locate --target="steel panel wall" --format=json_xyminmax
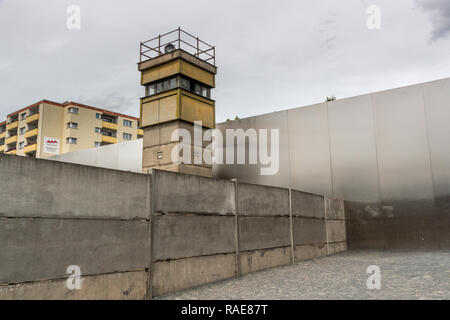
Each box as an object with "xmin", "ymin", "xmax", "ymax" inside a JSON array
[
  {"xmin": 213, "ymin": 111, "xmax": 291, "ymax": 188},
  {"xmin": 327, "ymin": 95, "xmax": 380, "ymax": 201},
  {"xmin": 213, "ymin": 78, "xmax": 450, "ymax": 249},
  {"xmin": 422, "ymin": 78, "xmax": 450, "ymax": 214},
  {"xmin": 372, "ymin": 84, "xmax": 435, "ymax": 214},
  {"xmin": 287, "ymin": 103, "xmax": 332, "ymax": 196}
]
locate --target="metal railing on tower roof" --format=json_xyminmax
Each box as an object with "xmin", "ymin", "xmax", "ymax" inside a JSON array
[{"xmin": 139, "ymin": 27, "xmax": 215, "ymax": 66}]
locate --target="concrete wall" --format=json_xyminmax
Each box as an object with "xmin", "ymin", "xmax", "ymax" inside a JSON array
[
  {"xmin": 0, "ymin": 154, "xmax": 148, "ymax": 219},
  {"xmin": 0, "ymin": 154, "xmax": 346, "ymax": 299},
  {"xmin": 150, "ymin": 171, "xmax": 346, "ymax": 296},
  {"xmin": 149, "ymin": 171, "xmax": 237, "ymax": 296},
  {"xmin": 0, "ymin": 154, "xmax": 150, "ymax": 300}
]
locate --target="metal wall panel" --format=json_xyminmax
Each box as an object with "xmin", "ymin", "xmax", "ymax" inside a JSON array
[
  {"xmin": 372, "ymin": 84, "xmax": 435, "ymax": 213},
  {"xmin": 213, "ymin": 111, "xmax": 291, "ymax": 188},
  {"xmin": 327, "ymin": 95, "xmax": 380, "ymax": 201},
  {"xmin": 213, "ymin": 78, "xmax": 450, "ymax": 249},
  {"xmin": 287, "ymin": 103, "xmax": 332, "ymax": 196},
  {"xmin": 422, "ymin": 78, "xmax": 450, "ymax": 214}
]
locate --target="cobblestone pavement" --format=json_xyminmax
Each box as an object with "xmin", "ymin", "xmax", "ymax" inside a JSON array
[{"xmin": 158, "ymin": 250, "xmax": 450, "ymax": 300}]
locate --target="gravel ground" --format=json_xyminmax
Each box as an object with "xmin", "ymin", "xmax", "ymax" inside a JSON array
[{"xmin": 158, "ymin": 250, "xmax": 450, "ymax": 300}]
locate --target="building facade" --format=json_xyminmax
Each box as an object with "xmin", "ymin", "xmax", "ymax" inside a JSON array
[
  {"xmin": 0, "ymin": 121, "xmax": 5, "ymax": 154},
  {"xmin": 0, "ymin": 100, "xmax": 143, "ymax": 158}
]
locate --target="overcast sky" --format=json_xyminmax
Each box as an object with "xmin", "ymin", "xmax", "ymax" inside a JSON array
[{"xmin": 0, "ymin": 0, "xmax": 449, "ymax": 122}]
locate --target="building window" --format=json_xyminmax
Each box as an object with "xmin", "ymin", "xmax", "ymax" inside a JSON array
[
  {"xmin": 193, "ymin": 83, "xmax": 211, "ymax": 98},
  {"xmin": 68, "ymin": 107, "xmax": 79, "ymax": 114},
  {"xmin": 144, "ymin": 76, "xmax": 187, "ymax": 97},
  {"xmin": 102, "ymin": 131, "xmax": 115, "ymax": 137},
  {"xmin": 102, "ymin": 115, "xmax": 116, "ymax": 123},
  {"xmin": 8, "ymin": 114, "xmax": 18, "ymax": 123},
  {"xmin": 165, "ymin": 78, "xmax": 177, "ymax": 91},
  {"xmin": 67, "ymin": 122, "xmax": 78, "ymax": 129},
  {"xmin": 19, "ymin": 142, "xmax": 24, "ymax": 149},
  {"xmin": 19, "ymin": 127, "xmax": 26, "ymax": 135},
  {"xmin": 156, "ymin": 82, "xmax": 163, "ymax": 93},
  {"xmin": 96, "ymin": 113, "xmax": 102, "ymax": 119},
  {"xmin": 95, "ymin": 127, "xmax": 101, "ymax": 133},
  {"xmin": 123, "ymin": 133, "xmax": 132, "ymax": 140},
  {"xmin": 66, "ymin": 137, "xmax": 77, "ymax": 144},
  {"xmin": 180, "ymin": 77, "xmax": 190, "ymax": 90},
  {"xmin": 94, "ymin": 141, "xmax": 101, "ymax": 148},
  {"xmin": 144, "ymin": 75, "xmax": 211, "ymax": 99},
  {"xmin": 123, "ymin": 119, "xmax": 133, "ymax": 127},
  {"xmin": 157, "ymin": 151, "xmax": 163, "ymax": 160},
  {"xmin": 146, "ymin": 84, "xmax": 155, "ymax": 96},
  {"xmin": 21, "ymin": 113, "xmax": 27, "ymax": 120}
]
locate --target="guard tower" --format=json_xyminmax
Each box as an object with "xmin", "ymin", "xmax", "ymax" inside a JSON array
[{"xmin": 138, "ymin": 28, "xmax": 217, "ymax": 177}]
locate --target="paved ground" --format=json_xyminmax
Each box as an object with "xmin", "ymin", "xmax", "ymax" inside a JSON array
[{"xmin": 158, "ymin": 250, "xmax": 450, "ymax": 300}]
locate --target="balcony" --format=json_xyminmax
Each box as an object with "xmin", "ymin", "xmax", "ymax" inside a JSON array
[
  {"xmin": 26, "ymin": 113, "xmax": 40, "ymax": 124},
  {"xmin": 102, "ymin": 121, "xmax": 118, "ymax": 131},
  {"xmin": 5, "ymin": 149, "xmax": 16, "ymax": 155},
  {"xmin": 6, "ymin": 121, "xmax": 18, "ymax": 131},
  {"xmin": 23, "ymin": 144, "xmax": 37, "ymax": 154},
  {"xmin": 0, "ymin": 131, "xmax": 5, "ymax": 139},
  {"xmin": 24, "ymin": 128, "xmax": 39, "ymax": 139},
  {"xmin": 0, "ymin": 145, "xmax": 4, "ymax": 153},
  {"xmin": 6, "ymin": 135, "xmax": 18, "ymax": 145},
  {"xmin": 101, "ymin": 135, "xmax": 118, "ymax": 144}
]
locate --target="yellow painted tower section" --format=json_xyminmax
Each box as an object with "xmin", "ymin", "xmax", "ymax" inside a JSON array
[{"xmin": 138, "ymin": 31, "xmax": 217, "ymax": 177}]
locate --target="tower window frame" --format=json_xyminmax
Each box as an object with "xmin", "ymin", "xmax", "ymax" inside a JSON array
[{"xmin": 144, "ymin": 75, "xmax": 212, "ymax": 99}]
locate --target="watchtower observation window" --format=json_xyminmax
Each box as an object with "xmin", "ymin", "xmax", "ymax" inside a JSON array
[{"xmin": 145, "ymin": 75, "xmax": 211, "ymax": 99}]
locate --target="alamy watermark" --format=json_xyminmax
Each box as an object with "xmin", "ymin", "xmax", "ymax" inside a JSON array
[
  {"xmin": 66, "ymin": 265, "xmax": 82, "ymax": 290},
  {"xmin": 366, "ymin": 5, "xmax": 381, "ymax": 30},
  {"xmin": 66, "ymin": 5, "xmax": 81, "ymax": 30},
  {"xmin": 170, "ymin": 121, "xmax": 280, "ymax": 176},
  {"xmin": 366, "ymin": 265, "xmax": 381, "ymax": 290}
]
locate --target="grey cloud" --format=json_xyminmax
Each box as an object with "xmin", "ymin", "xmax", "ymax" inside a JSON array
[
  {"xmin": 318, "ymin": 18, "xmax": 337, "ymax": 50},
  {"xmin": 78, "ymin": 94, "xmax": 138, "ymax": 114},
  {"xmin": 321, "ymin": 36, "xmax": 337, "ymax": 50},
  {"xmin": 417, "ymin": 0, "xmax": 450, "ymax": 40},
  {"xmin": 321, "ymin": 19, "xmax": 334, "ymax": 26}
]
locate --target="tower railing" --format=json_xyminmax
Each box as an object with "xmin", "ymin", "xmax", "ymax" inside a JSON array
[{"xmin": 140, "ymin": 27, "xmax": 215, "ymax": 66}]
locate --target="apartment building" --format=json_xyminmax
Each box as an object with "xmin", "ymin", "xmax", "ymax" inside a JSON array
[
  {"xmin": 0, "ymin": 100, "xmax": 143, "ymax": 158},
  {"xmin": 0, "ymin": 121, "xmax": 5, "ymax": 154}
]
